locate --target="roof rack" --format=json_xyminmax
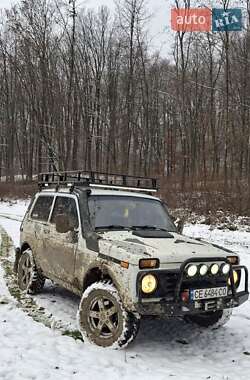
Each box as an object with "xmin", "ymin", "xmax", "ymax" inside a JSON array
[{"xmin": 38, "ymin": 170, "xmax": 159, "ymax": 194}]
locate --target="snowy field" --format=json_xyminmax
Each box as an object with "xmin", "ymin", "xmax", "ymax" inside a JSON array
[{"xmin": 1, "ymin": 201, "xmax": 250, "ymax": 380}]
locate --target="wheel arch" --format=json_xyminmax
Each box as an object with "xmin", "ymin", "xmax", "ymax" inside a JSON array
[
  {"xmin": 14, "ymin": 242, "xmax": 32, "ymax": 273},
  {"xmin": 82, "ymin": 264, "xmax": 120, "ymax": 292},
  {"xmin": 20, "ymin": 242, "xmax": 32, "ymax": 253}
]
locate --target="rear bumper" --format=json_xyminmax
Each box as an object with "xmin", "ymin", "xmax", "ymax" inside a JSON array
[{"xmin": 135, "ymin": 290, "xmax": 249, "ymax": 316}]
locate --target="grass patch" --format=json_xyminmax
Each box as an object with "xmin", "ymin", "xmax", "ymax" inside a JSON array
[{"xmin": 62, "ymin": 330, "xmax": 84, "ymax": 342}]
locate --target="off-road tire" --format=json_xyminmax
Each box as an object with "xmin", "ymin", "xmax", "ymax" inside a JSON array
[
  {"xmin": 78, "ymin": 281, "xmax": 140, "ymax": 348},
  {"xmin": 185, "ymin": 309, "xmax": 233, "ymax": 328},
  {"xmin": 17, "ymin": 249, "xmax": 45, "ymax": 294}
]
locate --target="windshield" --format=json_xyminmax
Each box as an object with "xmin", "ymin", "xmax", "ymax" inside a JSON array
[{"xmin": 88, "ymin": 195, "xmax": 176, "ymax": 232}]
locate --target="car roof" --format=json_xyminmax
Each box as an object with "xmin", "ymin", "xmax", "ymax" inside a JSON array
[
  {"xmin": 90, "ymin": 189, "xmax": 160, "ymax": 200},
  {"xmin": 39, "ymin": 188, "xmax": 161, "ymax": 201}
]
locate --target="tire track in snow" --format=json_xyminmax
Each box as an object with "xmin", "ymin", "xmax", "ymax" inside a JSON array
[
  {"xmin": 0, "ymin": 226, "xmax": 83, "ymax": 342},
  {"xmin": 0, "ymin": 213, "xmax": 23, "ymax": 222}
]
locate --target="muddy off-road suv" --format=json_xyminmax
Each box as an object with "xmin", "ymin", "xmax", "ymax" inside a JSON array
[{"xmin": 15, "ymin": 171, "xmax": 249, "ymax": 348}]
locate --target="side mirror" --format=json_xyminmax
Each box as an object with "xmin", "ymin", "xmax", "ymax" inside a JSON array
[
  {"xmin": 55, "ymin": 214, "xmax": 74, "ymax": 234},
  {"xmin": 175, "ymin": 218, "xmax": 185, "ymax": 235}
]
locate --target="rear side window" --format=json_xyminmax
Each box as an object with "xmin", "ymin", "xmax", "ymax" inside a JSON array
[
  {"xmin": 31, "ymin": 196, "xmax": 54, "ymax": 222},
  {"xmin": 51, "ymin": 196, "xmax": 79, "ymax": 228}
]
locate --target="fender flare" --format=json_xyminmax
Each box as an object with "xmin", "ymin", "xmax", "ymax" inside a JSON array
[{"xmin": 82, "ymin": 263, "xmax": 120, "ymax": 293}]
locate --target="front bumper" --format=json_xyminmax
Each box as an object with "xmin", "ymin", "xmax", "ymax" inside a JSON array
[
  {"xmin": 136, "ymin": 258, "xmax": 249, "ymax": 317},
  {"xmin": 136, "ymin": 290, "xmax": 248, "ymax": 316}
]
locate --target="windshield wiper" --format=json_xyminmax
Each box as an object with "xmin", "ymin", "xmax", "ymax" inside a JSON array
[
  {"xmin": 95, "ymin": 225, "xmax": 129, "ymax": 231},
  {"xmin": 130, "ymin": 225, "xmax": 168, "ymax": 231},
  {"xmin": 96, "ymin": 225, "xmax": 170, "ymax": 232}
]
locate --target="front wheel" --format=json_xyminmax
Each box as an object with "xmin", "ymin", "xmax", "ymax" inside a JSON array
[
  {"xmin": 185, "ymin": 309, "xmax": 233, "ymax": 328},
  {"xmin": 78, "ymin": 281, "xmax": 140, "ymax": 348}
]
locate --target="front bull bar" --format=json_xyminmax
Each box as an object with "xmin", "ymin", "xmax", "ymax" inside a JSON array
[{"xmin": 174, "ymin": 257, "xmax": 249, "ymax": 303}]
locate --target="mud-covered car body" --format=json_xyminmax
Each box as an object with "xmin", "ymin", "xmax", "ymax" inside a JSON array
[{"xmin": 17, "ymin": 172, "xmax": 248, "ymax": 319}]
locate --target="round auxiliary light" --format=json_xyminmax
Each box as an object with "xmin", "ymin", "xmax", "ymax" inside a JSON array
[
  {"xmin": 210, "ymin": 263, "xmax": 219, "ymax": 275},
  {"xmin": 199, "ymin": 264, "xmax": 208, "ymax": 276},
  {"xmin": 222, "ymin": 263, "xmax": 230, "ymax": 275},
  {"xmin": 141, "ymin": 274, "xmax": 157, "ymax": 294},
  {"xmin": 187, "ymin": 265, "xmax": 198, "ymax": 277}
]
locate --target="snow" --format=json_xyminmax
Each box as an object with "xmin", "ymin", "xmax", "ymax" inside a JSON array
[
  {"xmin": 1, "ymin": 201, "xmax": 250, "ymax": 379},
  {"xmin": 0, "ymin": 200, "xmax": 28, "ymax": 246}
]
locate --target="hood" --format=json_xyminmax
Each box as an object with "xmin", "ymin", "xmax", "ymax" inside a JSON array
[{"xmin": 98, "ymin": 230, "xmax": 236, "ymax": 265}]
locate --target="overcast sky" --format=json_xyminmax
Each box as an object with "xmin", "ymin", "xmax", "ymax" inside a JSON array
[
  {"xmin": 0, "ymin": 0, "xmax": 174, "ymax": 58},
  {"xmin": 84, "ymin": 0, "xmax": 173, "ymax": 57},
  {"xmin": 0, "ymin": 0, "xmax": 245, "ymax": 58}
]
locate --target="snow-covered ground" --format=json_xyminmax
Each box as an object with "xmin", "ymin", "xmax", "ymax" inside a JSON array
[
  {"xmin": 0, "ymin": 200, "xmax": 28, "ymax": 246},
  {"xmin": 1, "ymin": 201, "xmax": 250, "ymax": 380}
]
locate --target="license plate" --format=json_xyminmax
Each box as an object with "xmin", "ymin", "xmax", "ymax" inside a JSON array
[{"xmin": 190, "ymin": 287, "xmax": 228, "ymax": 301}]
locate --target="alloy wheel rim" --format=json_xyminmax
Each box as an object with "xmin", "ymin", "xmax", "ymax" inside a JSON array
[
  {"xmin": 21, "ymin": 256, "xmax": 32, "ymax": 287},
  {"xmin": 88, "ymin": 295, "xmax": 119, "ymax": 339}
]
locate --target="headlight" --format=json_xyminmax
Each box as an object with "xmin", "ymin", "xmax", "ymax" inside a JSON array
[
  {"xmin": 210, "ymin": 264, "xmax": 219, "ymax": 275},
  {"xmin": 141, "ymin": 274, "xmax": 157, "ymax": 294},
  {"xmin": 199, "ymin": 264, "xmax": 208, "ymax": 276},
  {"xmin": 221, "ymin": 263, "xmax": 230, "ymax": 275},
  {"xmin": 187, "ymin": 265, "xmax": 198, "ymax": 277},
  {"xmin": 228, "ymin": 270, "xmax": 239, "ymax": 286}
]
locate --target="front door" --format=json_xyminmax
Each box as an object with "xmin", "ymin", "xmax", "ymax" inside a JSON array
[{"xmin": 44, "ymin": 195, "xmax": 80, "ymax": 284}]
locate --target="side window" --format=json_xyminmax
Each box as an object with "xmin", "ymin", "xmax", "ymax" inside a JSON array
[
  {"xmin": 51, "ymin": 197, "xmax": 79, "ymax": 229},
  {"xmin": 31, "ymin": 196, "xmax": 54, "ymax": 222}
]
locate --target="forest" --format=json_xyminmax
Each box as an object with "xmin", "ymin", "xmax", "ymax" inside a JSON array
[{"xmin": 0, "ymin": 0, "xmax": 250, "ymax": 213}]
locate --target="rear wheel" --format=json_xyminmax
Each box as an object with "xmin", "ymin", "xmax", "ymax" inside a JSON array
[
  {"xmin": 17, "ymin": 249, "xmax": 45, "ymax": 294},
  {"xmin": 78, "ymin": 281, "xmax": 140, "ymax": 348},
  {"xmin": 185, "ymin": 309, "xmax": 232, "ymax": 328}
]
